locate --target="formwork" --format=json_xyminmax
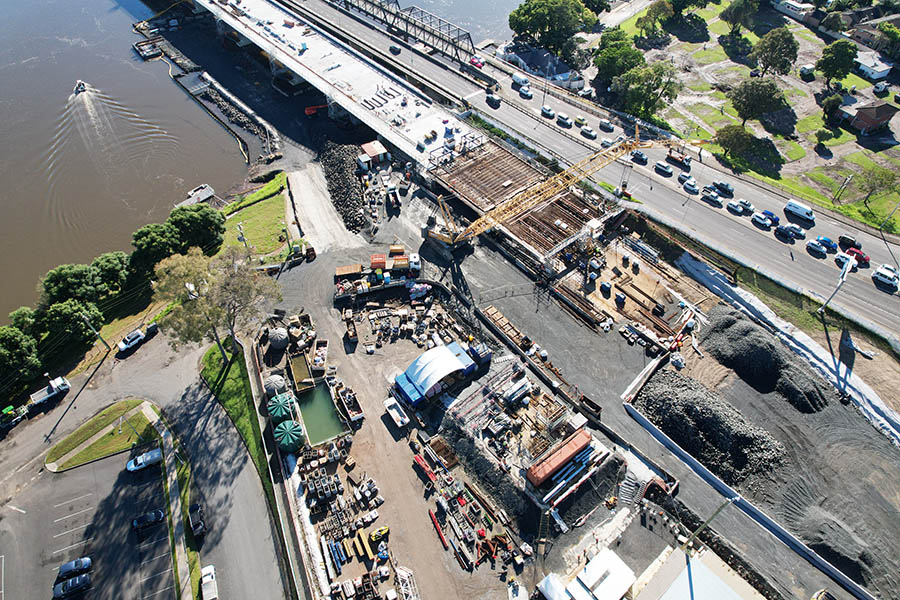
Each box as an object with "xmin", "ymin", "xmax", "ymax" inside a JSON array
[{"xmin": 506, "ymin": 190, "xmax": 604, "ymax": 256}]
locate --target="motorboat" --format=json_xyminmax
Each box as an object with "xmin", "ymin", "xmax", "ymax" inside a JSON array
[{"xmin": 73, "ymin": 80, "xmax": 87, "ymax": 95}]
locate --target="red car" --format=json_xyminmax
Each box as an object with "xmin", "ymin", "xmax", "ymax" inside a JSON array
[
  {"xmin": 469, "ymin": 56, "xmax": 484, "ymax": 68},
  {"xmin": 846, "ymin": 247, "xmax": 869, "ymax": 265}
]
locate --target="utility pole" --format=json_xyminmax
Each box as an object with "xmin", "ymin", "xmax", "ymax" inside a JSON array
[
  {"xmin": 80, "ymin": 312, "xmax": 111, "ymax": 351},
  {"xmin": 818, "ymin": 254, "xmax": 856, "ymax": 314},
  {"xmin": 833, "ymin": 175, "xmax": 853, "ymax": 204},
  {"xmin": 237, "ymin": 222, "xmax": 249, "ymax": 250},
  {"xmin": 877, "ymin": 197, "xmax": 900, "ymax": 269}
]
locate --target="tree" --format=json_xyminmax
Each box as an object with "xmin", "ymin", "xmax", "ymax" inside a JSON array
[
  {"xmin": 670, "ymin": 0, "xmax": 708, "ymax": 16},
  {"xmin": 727, "ymin": 78, "xmax": 785, "ymax": 126},
  {"xmin": 816, "ymin": 39, "xmax": 857, "ymax": 88},
  {"xmin": 715, "ymin": 124, "xmax": 754, "ymax": 157},
  {"xmin": 39, "ymin": 299, "xmax": 104, "ymax": 348},
  {"xmin": 751, "ymin": 27, "xmax": 799, "ymax": 75},
  {"xmin": 509, "ymin": 0, "xmax": 597, "ymax": 56},
  {"xmin": 721, "ymin": 0, "xmax": 758, "ymax": 36},
  {"xmin": 582, "ymin": 0, "xmax": 611, "ymax": 14},
  {"xmin": 857, "ymin": 165, "xmax": 898, "ymax": 210},
  {"xmin": 0, "ymin": 326, "xmax": 41, "ymax": 388},
  {"xmin": 594, "ymin": 42, "xmax": 646, "ymax": 81},
  {"xmin": 820, "ymin": 12, "xmax": 847, "ymax": 33},
  {"xmin": 153, "ymin": 247, "xmax": 282, "ymax": 362},
  {"xmin": 878, "ymin": 22, "xmax": 900, "ymax": 58},
  {"xmin": 612, "ymin": 62, "xmax": 683, "ymax": 118},
  {"xmin": 91, "ymin": 251, "xmax": 130, "ymax": 294},
  {"xmin": 8, "ymin": 307, "xmax": 36, "ymax": 336},
  {"xmin": 814, "ymin": 128, "xmax": 833, "ymax": 146},
  {"xmin": 40, "ymin": 263, "xmax": 103, "ymax": 307},
  {"xmin": 636, "ymin": 0, "xmax": 673, "ymax": 37},
  {"xmin": 822, "ymin": 93, "xmax": 843, "ymax": 116},
  {"xmin": 129, "ymin": 222, "xmax": 181, "ymax": 278},
  {"xmin": 167, "ymin": 204, "xmax": 226, "ymax": 255}
]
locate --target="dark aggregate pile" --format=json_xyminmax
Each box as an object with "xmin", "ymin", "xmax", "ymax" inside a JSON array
[
  {"xmin": 701, "ymin": 306, "xmax": 833, "ymax": 413},
  {"xmin": 319, "ymin": 142, "xmax": 367, "ymax": 233},
  {"xmin": 200, "ymin": 88, "xmax": 263, "ymax": 138},
  {"xmin": 634, "ymin": 370, "xmax": 786, "ymax": 486}
]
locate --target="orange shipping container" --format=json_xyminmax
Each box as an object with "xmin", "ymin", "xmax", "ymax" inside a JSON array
[
  {"xmin": 370, "ymin": 254, "xmax": 386, "ymax": 269},
  {"xmin": 389, "ymin": 244, "xmax": 405, "ymax": 256},
  {"xmin": 526, "ymin": 429, "xmax": 591, "ymax": 487}
]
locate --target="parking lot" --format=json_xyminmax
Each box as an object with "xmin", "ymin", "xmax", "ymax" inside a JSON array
[{"xmin": 0, "ymin": 450, "xmax": 175, "ymax": 599}]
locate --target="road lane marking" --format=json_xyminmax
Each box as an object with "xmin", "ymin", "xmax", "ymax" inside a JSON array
[
  {"xmin": 52, "ymin": 538, "xmax": 92, "ymax": 555},
  {"xmin": 141, "ymin": 568, "xmax": 172, "ymax": 582},
  {"xmin": 1, "ymin": 554, "xmax": 5, "ymax": 599},
  {"xmin": 138, "ymin": 536, "xmax": 169, "ymax": 549},
  {"xmin": 53, "ymin": 493, "xmax": 93, "ymax": 508},
  {"xmin": 142, "ymin": 584, "xmax": 175, "ymax": 599},
  {"xmin": 53, "ymin": 523, "xmax": 90, "ymax": 538},
  {"xmin": 141, "ymin": 552, "xmax": 170, "ymax": 565},
  {"xmin": 5, "ymin": 506, "xmax": 25, "ymax": 514},
  {"xmin": 53, "ymin": 507, "xmax": 92, "ymax": 522}
]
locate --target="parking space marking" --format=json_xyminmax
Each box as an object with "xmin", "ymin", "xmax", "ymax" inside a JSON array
[
  {"xmin": 142, "ymin": 584, "xmax": 175, "ymax": 599},
  {"xmin": 138, "ymin": 536, "xmax": 169, "ymax": 549},
  {"xmin": 52, "ymin": 538, "xmax": 92, "ymax": 555},
  {"xmin": 53, "ymin": 493, "xmax": 93, "ymax": 508},
  {"xmin": 141, "ymin": 551, "xmax": 170, "ymax": 565},
  {"xmin": 5, "ymin": 506, "xmax": 25, "ymax": 514},
  {"xmin": 53, "ymin": 523, "xmax": 91, "ymax": 538},
  {"xmin": 141, "ymin": 568, "xmax": 172, "ymax": 582},
  {"xmin": 1, "ymin": 554, "xmax": 5, "ymax": 599},
  {"xmin": 53, "ymin": 507, "xmax": 92, "ymax": 522}
]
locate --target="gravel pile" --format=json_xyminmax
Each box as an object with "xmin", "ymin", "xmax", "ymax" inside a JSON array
[
  {"xmin": 701, "ymin": 306, "xmax": 833, "ymax": 413},
  {"xmin": 200, "ymin": 88, "xmax": 263, "ymax": 138},
  {"xmin": 634, "ymin": 370, "xmax": 785, "ymax": 486},
  {"xmin": 319, "ymin": 142, "xmax": 367, "ymax": 233}
]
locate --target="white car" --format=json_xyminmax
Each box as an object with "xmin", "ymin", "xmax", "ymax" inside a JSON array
[
  {"xmin": 677, "ymin": 172, "xmax": 696, "ymax": 186},
  {"xmin": 580, "ymin": 126, "xmax": 597, "ymax": 139},
  {"xmin": 598, "ymin": 119, "xmax": 614, "ymax": 131},
  {"xmin": 785, "ymin": 223, "xmax": 806, "ymax": 239},
  {"xmin": 541, "ymin": 105, "xmax": 555, "ymax": 118},
  {"xmin": 806, "ymin": 239, "xmax": 827, "ymax": 256},
  {"xmin": 872, "ymin": 264, "xmax": 899, "ymax": 287},
  {"xmin": 835, "ymin": 252, "xmax": 858, "ymax": 272},
  {"xmin": 751, "ymin": 212, "xmax": 772, "ymax": 228},
  {"xmin": 601, "ymin": 138, "xmax": 613, "ymax": 147},
  {"xmin": 726, "ymin": 200, "xmax": 743, "ymax": 213},
  {"xmin": 557, "ymin": 113, "xmax": 573, "ymax": 127},
  {"xmin": 519, "ymin": 86, "xmax": 533, "ymax": 99},
  {"xmin": 127, "ymin": 448, "xmax": 163, "ymax": 472},
  {"xmin": 737, "ymin": 198, "xmax": 755, "ymax": 214},
  {"xmin": 118, "ymin": 329, "xmax": 145, "ymax": 352}
]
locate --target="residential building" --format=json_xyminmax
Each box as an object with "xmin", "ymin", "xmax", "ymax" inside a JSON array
[
  {"xmin": 774, "ymin": 0, "xmax": 816, "ymax": 21},
  {"xmin": 855, "ymin": 50, "xmax": 894, "ymax": 79},
  {"xmin": 837, "ymin": 101, "xmax": 899, "ymax": 134},
  {"xmin": 850, "ymin": 14, "xmax": 900, "ymax": 48}
]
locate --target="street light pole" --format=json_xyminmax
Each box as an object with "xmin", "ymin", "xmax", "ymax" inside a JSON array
[
  {"xmin": 877, "ymin": 197, "xmax": 900, "ymax": 269},
  {"xmin": 818, "ymin": 255, "xmax": 856, "ymax": 314}
]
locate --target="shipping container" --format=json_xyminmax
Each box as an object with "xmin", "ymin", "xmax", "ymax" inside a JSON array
[
  {"xmin": 526, "ymin": 429, "xmax": 591, "ymax": 487},
  {"xmin": 371, "ymin": 254, "xmax": 387, "ymax": 270},
  {"xmin": 335, "ymin": 264, "xmax": 364, "ymax": 279},
  {"xmin": 389, "ymin": 245, "xmax": 405, "ymax": 256}
]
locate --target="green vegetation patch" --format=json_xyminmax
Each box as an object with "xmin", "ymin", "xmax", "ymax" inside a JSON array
[
  {"xmin": 782, "ymin": 140, "xmax": 806, "ymax": 161},
  {"xmin": 696, "ymin": 3, "xmax": 728, "ymax": 20},
  {"xmin": 807, "ymin": 168, "xmax": 841, "ymax": 192},
  {"xmin": 686, "ymin": 102, "xmax": 739, "ymax": 130},
  {"xmin": 687, "ymin": 80, "xmax": 713, "ymax": 92},
  {"xmin": 223, "ymin": 172, "xmax": 286, "ymax": 216},
  {"xmin": 843, "ymin": 151, "xmax": 879, "ymax": 170},
  {"xmin": 47, "ymin": 399, "xmax": 144, "ymax": 464},
  {"xmin": 784, "ymin": 86, "xmax": 808, "ymax": 99},
  {"xmin": 707, "ymin": 20, "xmax": 731, "ymax": 36},
  {"xmin": 222, "ymin": 194, "xmax": 287, "ymax": 256},
  {"xmin": 693, "ymin": 46, "xmax": 729, "ymax": 66},
  {"xmin": 837, "ymin": 72, "xmax": 871, "ymax": 92},
  {"xmin": 796, "ymin": 113, "xmax": 824, "ymax": 134},
  {"xmin": 177, "ymin": 459, "xmax": 202, "ymax": 599},
  {"xmin": 60, "ymin": 412, "xmax": 155, "ymax": 470}
]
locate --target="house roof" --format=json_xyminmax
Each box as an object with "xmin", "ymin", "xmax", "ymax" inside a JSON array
[
  {"xmin": 841, "ymin": 101, "xmax": 899, "ymax": 124},
  {"xmin": 855, "ymin": 50, "xmax": 894, "ymax": 70},
  {"xmin": 361, "ymin": 140, "xmax": 388, "ymax": 158}
]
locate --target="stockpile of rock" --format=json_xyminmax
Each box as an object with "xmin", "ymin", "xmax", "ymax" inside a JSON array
[
  {"xmin": 319, "ymin": 142, "xmax": 366, "ymax": 233},
  {"xmin": 701, "ymin": 306, "xmax": 833, "ymax": 413},
  {"xmin": 200, "ymin": 88, "xmax": 263, "ymax": 138},
  {"xmin": 634, "ymin": 370, "xmax": 785, "ymax": 486}
]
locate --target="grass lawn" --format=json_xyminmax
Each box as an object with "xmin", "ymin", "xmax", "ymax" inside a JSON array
[
  {"xmin": 687, "ymin": 80, "xmax": 713, "ymax": 92},
  {"xmin": 696, "ymin": 3, "xmax": 728, "ymax": 20},
  {"xmin": 837, "ymin": 72, "xmax": 872, "ymax": 92},
  {"xmin": 795, "ymin": 114, "xmax": 856, "ymax": 146},
  {"xmin": 844, "ymin": 150, "xmax": 879, "ymax": 170},
  {"xmin": 47, "ymin": 399, "xmax": 144, "ymax": 464},
  {"xmin": 223, "ymin": 172, "xmax": 286, "ymax": 216},
  {"xmin": 807, "ymin": 167, "xmax": 841, "ymax": 192},
  {"xmin": 177, "ymin": 459, "xmax": 202, "ymax": 599},
  {"xmin": 719, "ymin": 64, "xmax": 752, "ymax": 77},
  {"xmin": 782, "ymin": 140, "xmax": 807, "ymax": 161},
  {"xmin": 686, "ymin": 102, "xmax": 739, "ymax": 130},
  {"xmin": 60, "ymin": 412, "xmax": 155, "ymax": 470},
  {"xmin": 222, "ymin": 194, "xmax": 287, "ymax": 256},
  {"xmin": 836, "ymin": 194, "xmax": 900, "ymax": 233},
  {"xmin": 796, "ymin": 113, "xmax": 824, "ymax": 134},
  {"xmin": 747, "ymin": 172, "xmax": 830, "ymax": 204},
  {"xmin": 616, "ymin": 9, "xmax": 647, "ymax": 38},
  {"xmin": 693, "ymin": 46, "xmax": 729, "ymax": 66},
  {"xmin": 200, "ymin": 342, "xmax": 274, "ymax": 510},
  {"xmin": 784, "ymin": 87, "xmax": 808, "ymax": 99},
  {"xmin": 707, "ymin": 20, "xmax": 731, "ymax": 36}
]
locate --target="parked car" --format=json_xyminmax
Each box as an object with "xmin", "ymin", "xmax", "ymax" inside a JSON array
[
  {"xmin": 598, "ymin": 118, "xmax": 614, "ymax": 131},
  {"xmin": 189, "ymin": 503, "xmax": 207, "ymax": 537},
  {"xmin": 556, "ymin": 113, "xmax": 573, "ymax": 127},
  {"xmin": 541, "ymin": 105, "xmax": 555, "ymax": 118},
  {"xmin": 806, "ymin": 239, "xmax": 827, "ymax": 256},
  {"xmin": 846, "ymin": 247, "xmax": 870, "ymax": 266},
  {"xmin": 736, "ymin": 198, "xmax": 754, "ymax": 214},
  {"xmin": 677, "ymin": 172, "xmax": 695, "ymax": 185},
  {"xmin": 774, "ymin": 224, "xmax": 794, "ymax": 240},
  {"xmin": 726, "ymin": 200, "xmax": 743, "ymax": 213},
  {"xmin": 630, "ymin": 149, "xmax": 647, "ymax": 163},
  {"xmin": 370, "ymin": 526, "xmax": 390, "ymax": 542},
  {"xmin": 117, "ymin": 329, "xmax": 145, "ymax": 352},
  {"xmin": 874, "ymin": 81, "xmax": 889, "ymax": 94},
  {"xmin": 762, "ymin": 209, "xmax": 780, "ymax": 226},
  {"xmin": 654, "ymin": 161, "xmax": 673, "ymax": 175},
  {"xmin": 713, "ymin": 181, "xmax": 734, "ymax": 196},
  {"xmin": 574, "ymin": 115, "xmax": 587, "ymax": 127},
  {"xmin": 785, "ymin": 223, "xmax": 806, "ymax": 239},
  {"xmin": 519, "ymin": 86, "xmax": 533, "ymax": 99},
  {"xmin": 751, "ymin": 212, "xmax": 772, "ymax": 228},
  {"xmin": 132, "ymin": 509, "xmax": 166, "ymax": 530},
  {"xmin": 684, "ymin": 181, "xmax": 700, "ymax": 194},
  {"xmin": 816, "ymin": 236, "xmax": 838, "ymax": 252},
  {"xmin": 838, "ymin": 234, "xmax": 861, "ymax": 249},
  {"xmin": 701, "ymin": 185, "xmax": 717, "ymax": 195},
  {"xmin": 580, "ymin": 126, "xmax": 597, "ymax": 139},
  {"xmin": 127, "ymin": 448, "xmax": 162, "ymax": 472},
  {"xmin": 835, "ymin": 252, "xmax": 858, "ymax": 271},
  {"xmin": 701, "ymin": 190, "xmax": 721, "ymax": 206},
  {"xmin": 872, "ymin": 264, "xmax": 899, "ymax": 287},
  {"xmin": 57, "ymin": 557, "xmax": 92, "ymax": 580},
  {"xmin": 53, "ymin": 574, "xmax": 91, "ymax": 599}
]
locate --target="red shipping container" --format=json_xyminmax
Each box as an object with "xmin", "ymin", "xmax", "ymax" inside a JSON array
[{"xmin": 370, "ymin": 254, "xmax": 386, "ymax": 269}]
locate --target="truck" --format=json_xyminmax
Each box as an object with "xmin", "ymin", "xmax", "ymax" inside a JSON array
[
  {"xmin": 343, "ymin": 308, "xmax": 358, "ymax": 340},
  {"xmin": 386, "ymin": 185, "xmax": 400, "ymax": 210},
  {"xmin": 201, "ymin": 565, "xmax": 219, "ymax": 599},
  {"xmin": 29, "ymin": 377, "xmax": 70, "ymax": 408},
  {"xmin": 665, "ymin": 147, "xmax": 692, "ymax": 168}
]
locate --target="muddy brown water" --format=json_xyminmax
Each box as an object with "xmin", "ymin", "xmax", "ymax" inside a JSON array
[{"xmin": 0, "ymin": 0, "xmax": 248, "ymax": 320}]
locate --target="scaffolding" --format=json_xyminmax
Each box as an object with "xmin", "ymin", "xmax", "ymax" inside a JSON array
[
  {"xmin": 395, "ymin": 566, "xmax": 421, "ymax": 600},
  {"xmin": 333, "ymin": 0, "xmax": 476, "ymax": 62}
]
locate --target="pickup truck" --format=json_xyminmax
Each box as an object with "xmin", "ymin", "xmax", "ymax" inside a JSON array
[
  {"xmin": 29, "ymin": 377, "xmax": 70, "ymax": 407},
  {"xmin": 201, "ymin": 565, "xmax": 218, "ymax": 599}
]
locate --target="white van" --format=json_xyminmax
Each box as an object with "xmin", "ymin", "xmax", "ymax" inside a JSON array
[
  {"xmin": 512, "ymin": 72, "xmax": 530, "ymax": 87},
  {"xmin": 784, "ymin": 200, "xmax": 815, "ymax": 222}
]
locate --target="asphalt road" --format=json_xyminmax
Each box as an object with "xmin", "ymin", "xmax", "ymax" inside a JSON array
[
  {"xmin": 0, "ymin": 339, "xmax": 286, "ymax": 600},
  {"xmin": 297, "ymin": 0, "xmax": 900, "ymax": 337},
  {"xmin": 0, "ymin": 452, "xmax": 174, "ymax": 600}
]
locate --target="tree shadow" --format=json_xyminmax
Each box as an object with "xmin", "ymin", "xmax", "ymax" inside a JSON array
[
  {"xmin": 814, "ymin": 144, "xmax": 834, "ymax": 159},
  {"xmin": 718, "ymin": 33, "xmax": 755, "ymax": 65},
  {"xmin": 662, "ymin": 14, "xmax": 710, "ymax": 43},
  {"xmin": 748, "ymin": 8, "xmax": 789, "ymax": 38},
  {"xmin": 715, "ymin": 135, "xmax": 786, "ymax": 178},
  {"xmin": 760, "ymin": 105, "xmax": 798, "ymax": 136},
  {"xmin": 634, "ymin": 33, "xmax": 673, "ymax": 50}
]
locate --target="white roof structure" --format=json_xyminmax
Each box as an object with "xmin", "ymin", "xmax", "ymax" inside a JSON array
[
  {"xmin": 403, "ymin": 345, "xmax": 465, "ymax": 396},
  {"xmin": 537, "ymin": 548, "xmax": 636, "ymax": 600},
  {"xmin": 635, "ymin": 549, "xmax": 766, "ymax": 600},
  {"xmin": 194, "ymin": 0, "xmax": 476, "ymax": 163}
]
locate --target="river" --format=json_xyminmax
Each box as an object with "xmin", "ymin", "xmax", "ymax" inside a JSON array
[
  {"xmin": 414, "ymin": 0, "xmax": 519, "ymax": 43},
  {"xmin": 0, "ymin": 0, "xmax": 248, "ymax": 320}
]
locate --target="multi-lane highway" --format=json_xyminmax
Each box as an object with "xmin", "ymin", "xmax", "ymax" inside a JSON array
[{"xmin": 297, "ymin": 0, "xmax": 900, "ymax": 337}]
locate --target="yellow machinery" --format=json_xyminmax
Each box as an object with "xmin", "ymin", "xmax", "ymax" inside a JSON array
[{"xmin": 427, "ymin": 129, "xmax": 650, "ymax": 247}]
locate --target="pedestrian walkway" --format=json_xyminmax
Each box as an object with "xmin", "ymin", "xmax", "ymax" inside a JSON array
[
  {"xmin": 45, "ymin": 403, "xmax": 147, "ymax": 472},
  {"xmin": 142, "ymin": 403, "xmax": 193, "ymax": 600}
]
